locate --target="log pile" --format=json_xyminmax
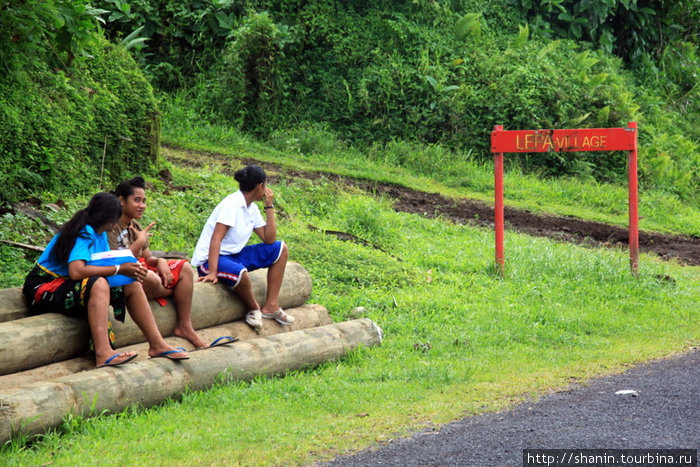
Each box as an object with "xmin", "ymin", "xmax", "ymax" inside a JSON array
[{"xmin": 0, "ymin": 262, "xmax": 383, "ymax": 443}]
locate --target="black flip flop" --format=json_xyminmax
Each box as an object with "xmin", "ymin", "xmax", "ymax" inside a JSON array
[{"xmin": 150, "ymin": 349, "xmax": 190, "ymax": 361}]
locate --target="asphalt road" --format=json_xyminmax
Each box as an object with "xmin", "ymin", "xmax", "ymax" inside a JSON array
[{"xmin": 322, "ymin": 349, "xmax": 699, "ymax": 466}]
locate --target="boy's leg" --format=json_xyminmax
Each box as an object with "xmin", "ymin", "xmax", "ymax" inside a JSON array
[{"xmin": 142, "ymin": 269, "xmax": 172, "ymax": 299}]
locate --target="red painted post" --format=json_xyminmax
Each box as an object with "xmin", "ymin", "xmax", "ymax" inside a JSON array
[
  {"xmin": 490, "ymin": 123, "xmax": 638, "ymax": 276},
  {"xmin": 493, "ymin": 125, "xmax": 505, "ymax": 275},
  {"xmin": 627, "ymin": 121, "xmax": 639, "ymax": 274}
]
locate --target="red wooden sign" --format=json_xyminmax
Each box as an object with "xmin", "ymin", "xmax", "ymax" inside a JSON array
[
  {"xmin": 490, "ymin": 122, "xmax": 639, "ymax": 276},
  {"xmin": 491, "ymin": 127, "xmax": 636, "ymax": 153}
]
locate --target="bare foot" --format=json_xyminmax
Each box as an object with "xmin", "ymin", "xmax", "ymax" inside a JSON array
[
  {"xmin": 174, "ymin": 326, "xmax": 209, "ymax": 349},
  {"xmin": 261, "ymin": 304, "xmax": 281, "ymax": 315}
]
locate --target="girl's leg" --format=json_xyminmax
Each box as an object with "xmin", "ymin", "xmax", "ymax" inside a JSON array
[
  {"xmin": 123, "ymin": 282, "xmax": 188, "ymax": 358},
  {"xmin": 170, "ymin": 265, "xmax": 208, "ymax": 348},
  {"xmin": 260, "ymin": 243, "xmax": 288, "ymax": 315},
  {"xmin": 87, "ymin": 278, "xmax": 136, "ymax": 366}
]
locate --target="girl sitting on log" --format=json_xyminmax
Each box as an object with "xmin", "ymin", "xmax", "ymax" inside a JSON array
[
  {"xmin": 192, "ymin": 164, "xmax": 294, "ymax": 330},
  {"xmin": 22, "ymin": 192, "xmax": 189, "ymax": 368},
  {"xmin": 110, "ymin": 176, "xmax": 217, "ymax": 349}
]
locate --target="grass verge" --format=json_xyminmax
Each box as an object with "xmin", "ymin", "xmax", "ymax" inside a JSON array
[{"xmin": 1, "ymin": 156, "xmax": 698, "ymax": 464}]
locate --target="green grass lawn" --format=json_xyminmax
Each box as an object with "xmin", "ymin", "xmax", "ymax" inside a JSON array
[{"xmin": 1, "ymin": 126, "xmax": 698, "ymax": 464}]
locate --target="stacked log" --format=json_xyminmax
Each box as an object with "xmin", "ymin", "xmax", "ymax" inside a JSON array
[
  {"xmin": 0, "ymin": 262, "xmax": 312, "ymax": 375},
  {"xmin": 0, "ymin": 262, "xmax": 383, "ymax": 443}
]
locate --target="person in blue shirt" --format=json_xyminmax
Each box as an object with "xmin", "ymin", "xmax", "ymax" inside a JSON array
[{"xmin": 22, "ymin": 192, "xmax": 189, "ymax": 368}]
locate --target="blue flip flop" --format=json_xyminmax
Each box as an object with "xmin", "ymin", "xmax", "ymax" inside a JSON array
[
  {"xmin": 97, "ymin": 352, "xmax": 137, "ymax": 368},
  {"xmin": 150, "ymin": 349, "xmax": 190, "ymax": 361},
  {"xmin": 208, "ymin": 336, "xmax": 238, "ymax": 348}
]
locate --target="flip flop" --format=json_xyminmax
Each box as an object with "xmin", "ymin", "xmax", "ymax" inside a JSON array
[
  {"xmin": 207, "ymin": 336, "xmax": 238, "ymax": 348},
  {"xmin": 97, "ymin": 352, "xmax": 138, "ymax": 368},
  {"xmin": 150, "ymin": 349, "xmax": 190, "ymax": 361}
]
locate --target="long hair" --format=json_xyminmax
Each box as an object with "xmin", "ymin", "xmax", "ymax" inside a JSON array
[
  {"xmin": 50, "ymin": 192, "xmax": 121, "ymax": 264},
  {"xmin": 113, "ymin": 176, "xmax": 145, "ymax": 199},
  {"xmin": 234, "ymin": 165, "xmax": 267, "ymax": 192}
]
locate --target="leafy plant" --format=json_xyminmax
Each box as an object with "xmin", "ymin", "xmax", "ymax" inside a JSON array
[
  {"xmin": 507, "ymin": 0, "xmax": 699, "ymax": 62},
  {"xmin": 211, "ymin": 11, "xmax": 292, "ymax": 131}
]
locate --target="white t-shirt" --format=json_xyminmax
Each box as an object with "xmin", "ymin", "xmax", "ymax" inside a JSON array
[{"xmin": 191, "ymin": 191, "xmax": 266, "ymax": 267}]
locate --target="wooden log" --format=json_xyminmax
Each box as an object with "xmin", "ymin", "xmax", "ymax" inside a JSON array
[
  {"xmin": 0, "ymin": 261, "xmax": 310, "ymax": 323},
  {"xmin": 0, "ymin": 287, "xmax": 27, "ymax": 323},
  {"xmin": 0, "ymin": 304, "xmax": 333, "ymax": 388},
  {"xmin": 0, "ymin": 262, "xmax": 312, "ymax": 375},
  {"xmin": 0, "ymin": 318, "xmax": 383, "ymax": 443}
]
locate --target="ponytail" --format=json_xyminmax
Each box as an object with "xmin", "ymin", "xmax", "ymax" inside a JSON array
[{"xmin": 50, "ymin": 193, "xmax": 121, "ymax": 264}]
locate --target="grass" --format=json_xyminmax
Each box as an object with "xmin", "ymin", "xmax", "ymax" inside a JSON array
[
  {"xmin": 1, "ymin": 120, "xmax": 698, "ymax": 464},
  {"xmin": 159, "ymin": 107, "xmax": 700, "ymax": 237}
]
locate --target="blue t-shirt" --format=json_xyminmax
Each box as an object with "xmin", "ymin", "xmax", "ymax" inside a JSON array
[{"xmin": 37, "ymin": 225, "xmax": 110, "ymax": 277}]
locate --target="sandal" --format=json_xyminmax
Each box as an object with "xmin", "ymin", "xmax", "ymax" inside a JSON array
[
  {"xmin": 245, "ymin": 309, "xmax": 263, "ymax": 330},
  {"xmin": 261, "ymin": 308, "xmax": 295, "ymax": 326}
]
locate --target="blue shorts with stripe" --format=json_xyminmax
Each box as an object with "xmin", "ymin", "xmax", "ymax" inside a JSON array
[{"xmin": 197, "ymin": 241, "xmax": 285, "ymax": 287}]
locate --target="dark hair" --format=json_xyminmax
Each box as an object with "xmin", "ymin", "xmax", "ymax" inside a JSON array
[
  {"xmin": 234, "ymin": 165, "xmax": 266, "ymax": 192},
  {"xmin": 50, "ymin": 192, "xmax": 121, "ymax": 265},
  {"xmin": 114, "ymin": 176, "xmax": 146, "ymax": 199}
]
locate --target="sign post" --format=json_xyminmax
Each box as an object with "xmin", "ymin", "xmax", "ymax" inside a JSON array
[{"xmin": 490, "ymin": 122, "xmax": 639, "ymax": 275}]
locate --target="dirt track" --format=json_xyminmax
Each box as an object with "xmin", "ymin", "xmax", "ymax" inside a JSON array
[{"xmin": 164, "ymin": 145, "xmax": 700, "ymax": 267}]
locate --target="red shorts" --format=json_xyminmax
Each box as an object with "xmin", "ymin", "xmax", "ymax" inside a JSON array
[{"xmin": 138, "ymin": 257, "xmax": 187, "ymax": 306}]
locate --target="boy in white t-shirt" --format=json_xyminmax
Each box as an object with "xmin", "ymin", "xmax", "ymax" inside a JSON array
[{"xmin": 192, "ymin": 165, "xmax": 293, "ymax": 329}]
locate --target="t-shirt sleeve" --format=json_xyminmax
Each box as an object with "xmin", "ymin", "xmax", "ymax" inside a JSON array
[
  {"xmin": 216, "ymin": 199, "xmax": 241, "ymax": 228},
  {"xmin": 68, "ymin": 234, "xmax": 96, "ymax": 263}
]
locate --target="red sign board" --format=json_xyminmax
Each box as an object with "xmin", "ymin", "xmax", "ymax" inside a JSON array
[
  {"xmin": 491, "ymin": 127, "xmax": 636, "ymax": 153},
  {"xmin": 490, "ymin": 122, "xmax": 639, "ymax": 275}
]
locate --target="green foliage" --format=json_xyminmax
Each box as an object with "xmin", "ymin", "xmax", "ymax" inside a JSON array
[
  {"xmin": 94, "ymin": 0, "xmax": 246, "ymax": 89},
  {"xmin": 85, "ymin": 0, "xmax": 698, "ymax": 200},
  {"xmin": 211, "ymin": 11, "xmax": 292, "ymax": 131},
  {"xmin": 508, "ymin": 0, "xmax": 699, "ymax": 62},
  {"xmin": 0, "ymin": 0, "xmax": 109, "ymax": 71},
  {"xmin": 417, "ymin": 36, "xmax": 651, "ymax": 183},
  {"xmin": 0, "ymin": 30, "xmax": 160, "ymax": 206}
]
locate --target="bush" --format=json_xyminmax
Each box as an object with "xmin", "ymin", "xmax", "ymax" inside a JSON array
[
  {"xmin": 0, "ymin": 35, "xmax": 159, "ymax": 206},
  {"xmin": 211, "ymin": 11, "xmax": 292, "ymax": 132}
]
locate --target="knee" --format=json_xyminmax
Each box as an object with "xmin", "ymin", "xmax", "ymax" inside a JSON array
[
  {"xmin": 143, "ymin": 270, "xmax": 162, "ymax": 289},
  {"xmin": 237, "ymin": 270, "xmax": 251, "ymax": 287},
  {"xmin": 182, "ymin": 262, "xmax": 194, "ymax": 279},
  {"xmin": 91, "ymin": 277, "xmax": 110, "ymax": 296},
  {"xmin": 88, "ymin": 277, "xmax": 110, "ymax": 303},
  {"xmin": 123, "ymin": 281, "xmax": 146, "ymax": 298}
]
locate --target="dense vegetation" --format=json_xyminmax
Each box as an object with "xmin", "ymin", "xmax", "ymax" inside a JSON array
[
  {"xmin": 0, "ymin": 0, "xmax": 159, "ymax": 205},
  {"xmin": 93, "ymin": 0, "xmax": 698, "ymax": 201},
  {"xmin": 1, "ymin": 1, "xmax": 698, "ymax": 205}
]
